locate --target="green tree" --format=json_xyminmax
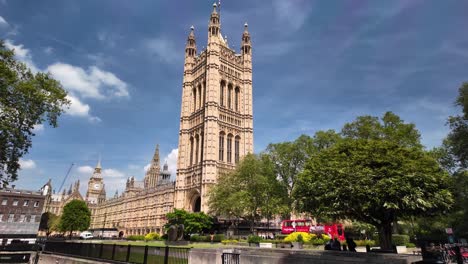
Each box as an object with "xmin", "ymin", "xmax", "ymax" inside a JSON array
[
  {"xmin": 164, "ymin": 209, "xmax": 212, "ymax": 235},
  {"xmin": 39, "ymin": 212, "xmax": 59, "ymax": 237},
  {"xmin": 0, "ymin": 40, "xmax": 69, "ymax": 185},
  {"xmin": 58, "ymin": 200, "xmax": 91, "ymax": 237},
  {"xmin": 294, "ymin": 112, "xmax": 452, "ymax": 250},
  {"xmin": 208, "ymin": 153, "xmax": 282, "ymax": 232},
  {"xmin": 445, "ymin": 83, "xmax": 468, "ymax": 168}
]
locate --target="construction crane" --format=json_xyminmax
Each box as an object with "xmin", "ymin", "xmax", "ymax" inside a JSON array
[{"xmin": 58, "ymin": 163, "xmax": 74, "ymax": 193}]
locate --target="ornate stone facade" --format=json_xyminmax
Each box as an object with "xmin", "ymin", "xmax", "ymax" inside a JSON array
[
  {"xmin": 174, "ymin": 3, "xmax": 253, "ymax": 213},
  {"xmin": 44, "ymin": 4, "xmax": 254, "ymax": 236}
]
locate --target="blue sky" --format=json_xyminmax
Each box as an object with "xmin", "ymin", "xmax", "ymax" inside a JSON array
[{"xmin": 1, "ymin": 0, "xmax": 467, "ymax": 196}]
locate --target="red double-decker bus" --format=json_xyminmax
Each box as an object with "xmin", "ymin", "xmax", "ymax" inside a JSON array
[{"xmin": 281, "ymin": 219, "xmax": 345, "ymax": 241}]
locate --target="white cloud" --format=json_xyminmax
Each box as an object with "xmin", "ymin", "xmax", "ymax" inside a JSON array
[
  {"xmin": 19, "ymin": 159, "xmax": 36, "ymax": 170},
  {"xmin": 0, "ymin": 16, "xmax": 8, "ymax": 27},
  {"xmin": 103, "ymin": 168, "xmax": 125, "ymax": 178},
  {"xmin": 273, "ymin": 0, "xmax": 313, "ymax": 32},
  {"xmin": 43, "ymin": 46, "xmax": 53, "ymax": 55},
  {"xmin": 163, "ymin": 148, "xmax": 178, "ymax": 175},
  {"xmin": 144, "ymin": 163, "xmax": 151, "ymax": 172},
  {"xmin": 65, "ymin": 95, "xmax": 101, "ymax": 122},
  {"xmin": 4, "ymin": 40, "xmax": 39, "ymax": 73},
  {"xmin": 143, "ymin": 37, "xmax": 181, "ymax": 64},
  {"xmin": 33, "ymin": 124, "xmax": 44, "ymax": 132},
  {"xmin": 47, "ymin": 63, "xmax": 129, "ymax": 99},
  {"xmin": 77, "ymin": 165, "xmax": 94, "ymax": 174}
]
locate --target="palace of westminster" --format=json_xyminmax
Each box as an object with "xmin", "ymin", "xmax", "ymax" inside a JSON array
[{"xmin": 42, "ymin": 4, "xmax": 254, "ymax": 236}]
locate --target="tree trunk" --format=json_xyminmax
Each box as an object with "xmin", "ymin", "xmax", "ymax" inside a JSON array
[{"xmin": 378, "ymin": 222, "xmax": 393, "ymax": 250}]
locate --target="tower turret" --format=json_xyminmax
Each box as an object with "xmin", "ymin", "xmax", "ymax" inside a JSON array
[
  {"xmin": 241, "ymin": 23, "xmax": 251, "ymax": 57},
  {"xmin": 144, "ymin": 144, "xmax": 161, "ymax": 189},
  {"xmin": 185, "ymin": 26, "xmax": 197, "ymax": 58},
  {"xmin": 208, "ymin": 3, "xmax": 220, "ymax": 42}
]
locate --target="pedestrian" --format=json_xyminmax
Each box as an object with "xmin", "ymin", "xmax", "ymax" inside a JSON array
[
  {"xmin": 331, "ymin": 237, "xmax": 341, "ymax": 251},
  {"xmin": 346, "ymin": 237, "xmax": 357, "ymax": 252},
  {"xmin": 210, "ymin": 233, "xmax": 214, "ymax": 244}
]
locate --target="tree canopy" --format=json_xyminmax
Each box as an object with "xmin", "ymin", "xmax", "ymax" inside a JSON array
[
  {"xmin": 294, "ymin": 112, "xmax": 452, "ymax": 249},
  {"xmin": 0, "ymin": 40, "xmax": 69, "ymax": 185},
  {"xmin": 445, "ymin": 83, "xmax": 468, "ymax": 168},
  {"xmin": 39, "ymin": 212, "xmax": 59, "ymax": 237},
  {"xmin": 58, "ymin": 200, "xmax": 91, "ymax": 236},
  {"xmin": 165, "ymin": 209, "xmax": 212, "ymax": 235},
  {"xmin": 208, "ymin": 153, "xmax": 285, "ymax": 232}
]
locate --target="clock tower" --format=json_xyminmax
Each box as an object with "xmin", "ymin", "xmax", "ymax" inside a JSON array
[{"xmin": 86, "ymin": 159, "xmax": 106, "ymax": 205}]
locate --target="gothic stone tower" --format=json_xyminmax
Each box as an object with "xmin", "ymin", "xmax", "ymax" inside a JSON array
[
  {"xmin": 86, "ymin": 159, "xmax": 106, "ymax": 205},
  {"xmin": 175, "ymin": 4, "xmax": 253, "ymax": 213}
]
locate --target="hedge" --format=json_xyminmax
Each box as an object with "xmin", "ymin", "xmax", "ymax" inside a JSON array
[
  {"xmin": 392, "ymin": 234, "xmax": 410, "ymax": 246},
  {"xmin": 127, "ymin": 235, "xmax": 145, "ymax": 241}
]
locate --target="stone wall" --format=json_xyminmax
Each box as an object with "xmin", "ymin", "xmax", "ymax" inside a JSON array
[{"xmin": 189, "ymin": 248, "xmax": 422, "ymax": 264}]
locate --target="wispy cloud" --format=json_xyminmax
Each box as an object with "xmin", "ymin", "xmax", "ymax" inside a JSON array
[
  {"xmin": 4, "ymin": 40, "xmax": 39, "ymax": 73},
  {"xmin": 143, "ymin": 37, "xmax": 182, "ymax": 65},
  {"xmin": 47, "ymin": 63, "xmax": 129, "ymax": 99},
  {"xmin": 272, "ymin": 0, "xmax": 313, "ymax": 32},
  {"xmin": 0, "ymin": 15, "xmax": 8, "ymax": 27},
  {"xmin": 19, "ymin": 159, "xmax": 36, "ymax": 170},
  {"xmin": 65, "ymin": 94, "xmax": 101, "ymax": 122}
]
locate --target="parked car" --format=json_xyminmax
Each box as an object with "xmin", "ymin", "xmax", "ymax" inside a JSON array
[{"xmin": 80, "ymin": 231, "xmax": 94, "ymax": 240}]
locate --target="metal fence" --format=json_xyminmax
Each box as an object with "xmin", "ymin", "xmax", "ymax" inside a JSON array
[
  {"xmin": 43, "ymin": 241, "xmax": 190, "ymax": 264},
  {"xmin": 221, "ymin": 252, "xmax": 240, "ymax": 264}
]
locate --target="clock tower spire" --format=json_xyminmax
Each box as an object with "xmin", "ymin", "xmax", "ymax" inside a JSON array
[{"xmin": 86, "ymin": 158, "xmax": 106, "ymax": 204}]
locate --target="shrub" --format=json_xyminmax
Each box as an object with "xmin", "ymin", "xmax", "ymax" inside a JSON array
[
  {"xmin": 190, "ymin": 235, "xmax": 207, "ymax": 242},
  {"xmin": 275, "ymin": 234, "xmax": 287, "ymax": 240},
  {"xmin": 392, "ymin": 234, "xmax": 410, "ymax": 246},
  {"xmin": 161, "ymin": 234, "xmax": 168, "ymax": 240},
  {"xmin": 144, "ymin": 232, "xmax": 160, "ymax": 241},
  {"xmin": 213, "ymin": 234, "xmax": 225, "ymax": 242},
  {"xmin": 284, "ymin": 232, "xmax": 315, "ymax": 243},
  {"xmin": 221, "ymin": 239, "xmax": 238, "ymax": 245},
  {"xmin": 310, "ymin": 238, "xmax": 325, "ymax": 245},
  {"xmin": 406, "ymin": 242, "xmax": 416, "ymax": 248},
  {"xmin": 321, "ymin": 234, "xmax": 331, "ymax": 242},
  {"xmin": 297, "ymin": 234, "xmax": 304, "ymax": 243},
  {"xmin": 355, "ymin": 240, "xmax": 376, "ymax": 247},
  {"xmin": 247, "ymin": 235, "xmax": 262, "ymax": 243},
  {"xmin": 127, "ymin": 235, "xmax": 145, "ymax": 241}
]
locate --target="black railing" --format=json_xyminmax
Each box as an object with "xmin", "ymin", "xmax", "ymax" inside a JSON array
[
  {"xmin": 222, "ymin": 253, "xmax": 240, "ymax": 264},
  {"xmin": 43, "ymin": 241, "xmax": 190, "ymax": 264}
]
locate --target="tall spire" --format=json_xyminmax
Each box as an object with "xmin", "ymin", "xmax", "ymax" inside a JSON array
[
  {"xmin": 92, "ymin": 157, "xmax": 102, "ymax": 178},
  {"xmin": 185, "ymin": 26, "xmax": 197, "ymax": 58},
  {"xmin": 208, "ymin": 3, "xmax": 220, "ymax": 40}
]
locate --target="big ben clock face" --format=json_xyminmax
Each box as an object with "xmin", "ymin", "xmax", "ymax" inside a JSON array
[{"xmin": 94, "ymin": 183, "xmax": 100, "ymax": 190}]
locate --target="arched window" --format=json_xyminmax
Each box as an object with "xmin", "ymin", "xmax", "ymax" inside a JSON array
[
  {"xmin": 235, "ymin": 87, "xmax": 240, "ymax": 112},
  {"xmin": 228, "ymin": 84, "xmax": 233, "ymax": 109},
  {"xmin": 227, "ymin": 134, "xmax": 233, "ymax": 163},
  {"xmin": 219, "ymin": 132, "xmax": 225, "ymax": 161},
  {"xmin": 193, "ymin": 88, "xmax": 197, "ymax": 112},
  {"xmin": 189, "ymin": 137, "xmax": 194, "ymax": 165},
  {"xmin": 200, "ymin": 132, "xmax": 204, "ymax": 163},
  {"xmin": 195, "ymin": 135, "xmax": 199, "ymax": 164},
  {"xmin": 198, "ymin": 84, "xmax": 202, "ymax": 110},
  {"xmin": 220, "ymin": 81, "xmax": 225, "ymax": 106},
  {"xmin": 235, "ymin": 136, "xmax": 240, "ymax": 164}
]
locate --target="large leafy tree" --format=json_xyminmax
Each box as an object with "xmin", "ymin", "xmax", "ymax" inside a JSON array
[
  {"xmin": 208, "ymin": 153, "xmax": 283, "ymax": 232},
  {"xmin": 59, "ymin": 200, "xmax": 91, "ymax": 237},
  {"xmin": 265, "ymin": 132, "xmax": 341, "ymax": 219},
  {"xmin": 39, "ymin": 212, "xmax": 59, "ymax": 237},
  {"xmin": 294, "ymin": 112, "xmax": 452, "ymax": 250},
  {"xmin": 164, "ymin": 209, "xmax": 213, "ymax": 235},
  {"xmin": 0, "ymin": 40, "xmax": 69, "ymax": 185},
  {"xmin": 445, "ymin": 83, "xmax": 468, "ymax": 168}
]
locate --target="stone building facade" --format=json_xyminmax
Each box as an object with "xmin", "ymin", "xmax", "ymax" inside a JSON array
[
  {"xmin": 174, "ymin": 3, "xmax": 253, "ymax": 213},
  {"xmin": 44, "ymin": 4, "xmax": 254, "ymax": 236},
  {"xmin": 0, "ymin": 185, "xmax": 49, "ymax": 240}
]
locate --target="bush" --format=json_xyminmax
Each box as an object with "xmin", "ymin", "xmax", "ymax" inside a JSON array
[
  {"xmin": 310, "ymin": 238, "xmax": 325, "ymax": 245},
  {"xmin": 275, "ymin": 234, "xmax": 287, "ymax": 240},
  {"xmin": 161, "ymin": 234, "xmax": 168, "ymax": 240},
  {"xmin": 144, "ymin": 232, "xmax": 160, "ymax": 241},
  {"xmin": 190, "ymin": 235, "xmax": 207, "ymax": 242},
  {"xmin": 284, "ymin": 232, "xmax": 315, "ymax": 243},
  {"xmin": 221, "ymin": 239, "xmax": 238, "ymax": 245},
  {"xmin": 127, "ymin": 235, "xmax": 145, "ymax": 241},
  {"xmin": 392, "ymin": 234, "xmax": 409, "ymax": 246},
  {"xmin": 213, "ymin": 234, "xmax": 225, "ymax": 242},
  {"xmin": 405, "ymin": 242, "xmax": 416, "ymax": 248},
  {"xmin": 247, "ymin": 235, "xmax": 262, "ymax": 243},
  {"xmin": 321, "ymin": 234, "xmax": 331, "ymax": 242},
  {"xmin": 355, "ymin": 240, "xmax": 376, "ymax": 247}
]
